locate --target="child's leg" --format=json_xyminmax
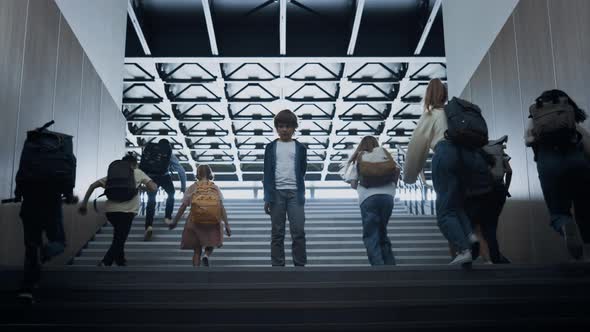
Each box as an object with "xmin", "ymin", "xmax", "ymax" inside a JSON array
[
  {"xmin": 204, "ymin": 246, "xmax": 214, "ymax": 257},
  {"xmin": 192, "ymin": 247, "xmax": 202, "ymax": 266}
]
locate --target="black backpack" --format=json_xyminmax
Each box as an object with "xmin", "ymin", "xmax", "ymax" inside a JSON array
[
  {"xmin": 445, "ymin": 97, "xmax": 489, "ymax": 148},
  {"xmin": 104, "ymin": 160, "xmax": 137, "ymax": 202},
  {"xmin": 139, "ymin": 142, "xmax": 172, "ymax": 175},
  {"xmin": 529, "ymin": 91, "xmax": 577, "ymax": 144},
  {"xmin": 15, "ymin": 121, "xmax": 76, "ymax": 196}
]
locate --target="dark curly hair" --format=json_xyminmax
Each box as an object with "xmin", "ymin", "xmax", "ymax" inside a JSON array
[
  {"xmin": 121, "ymin": 152, "xmax": 138, "ymax": 167},
  {"xmin": 537, "ymin": 89, "xmax": 586, "ymax": 123}
]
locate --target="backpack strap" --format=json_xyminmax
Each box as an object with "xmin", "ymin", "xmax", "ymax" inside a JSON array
[{"xmin": 93, "ymin": 193, "xmax": 106, "ymax": 213}]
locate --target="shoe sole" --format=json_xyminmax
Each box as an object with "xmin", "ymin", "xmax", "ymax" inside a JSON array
[
  {"xmin": 144, "ymin": 228, "xmax": 153, "ymax": 241},
  {"xmin": 564, "ymin": 222, "xmax": 583, "ymax": 260}
]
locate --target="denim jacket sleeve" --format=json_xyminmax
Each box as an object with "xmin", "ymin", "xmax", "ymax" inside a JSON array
[
  {"xmin": 263, "ymin": 141, "xmax": 275, "ymax": 203},
  {"xmin": 300, "ymin": 143, "xmax": 307, "ymax": 176},
  {"xmin": 169, "ymin": 154, "xmax": 187, "ymax": 192}
]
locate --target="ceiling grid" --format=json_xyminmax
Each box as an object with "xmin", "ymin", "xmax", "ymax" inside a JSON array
[{"xmin": 123, "ymin": 0, "xmax": 446, "ymax": 186}]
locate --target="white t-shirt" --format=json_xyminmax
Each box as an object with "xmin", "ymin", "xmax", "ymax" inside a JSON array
[
  {"xmin": 98, "ymin": 168, "xmax": 152, "ymax": 214},
  {"xmin": 275, "ymin": 140, "xmax": 297, "ymax": 190}
]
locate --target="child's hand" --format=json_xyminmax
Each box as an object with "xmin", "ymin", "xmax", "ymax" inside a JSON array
[{"xmin": 264, "ymin": 202, "xmax": 271, "ymax": 215}]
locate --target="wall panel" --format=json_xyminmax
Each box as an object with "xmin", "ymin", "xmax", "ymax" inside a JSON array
[
  {"xmin": 470, "ymin": 53, "xmax": 495, "ymax": 138},
  {"xmin": 459, "ymin": 81, "xmax": 471, "ymax": 101},
  {"xmin": 76, "ymin": 54, "xmax": 102, "ymax": 196},
  {"xmin": 97, "ymin": 84, "xmax": 124, "ymax": 178},
  {"xmin": 513, "ymin": 0, "xmax": 562, "ymax": 262},
  {"xmin": 548, "ymin": 0, "xmax": 590, "ymax": 131},
  {"xmin": 0, "ymin": 0, "xmax": 28, "ymax": 199},
  {"xmin": 489, "ymin": 16, "xmax": 532, "ymax": 262},
  {"xmin": 53, "ymin": 13, "xmax": 83, "ymax": 149},
  {"xmin": 13, "ymin": 0, "xmax": 60, "ymax": 191}
]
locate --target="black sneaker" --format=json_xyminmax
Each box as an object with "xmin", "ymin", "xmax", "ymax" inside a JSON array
[{"xmin": 201, "ymin": 255, "xmax": 209, "ymax": 267}]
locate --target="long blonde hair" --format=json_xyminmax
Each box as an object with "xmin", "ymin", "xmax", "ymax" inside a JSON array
[
  {"xmin": 423, "ymin": 78, "xmax": 447, "ymax": 113},
  {"xmin": 347, "ymin": 136, "xmax": 380, "ymax": 166}
]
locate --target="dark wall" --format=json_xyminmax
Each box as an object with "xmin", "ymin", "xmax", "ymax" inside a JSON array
[{"xmin": 460, "ymin": 0, "xmax": 590, "ymax": 263}]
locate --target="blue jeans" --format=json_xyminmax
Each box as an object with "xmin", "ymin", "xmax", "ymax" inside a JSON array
[
  {"xmin": 360, "ymin": 194, "xmax": 395, "ymax": 265},
  {"xmin": 270, "ymin": 190, "xmax": 307, "ymax": 266},
  {"xmin": 432, "ymin": 140, "xmax": 475, "ymax": 252},
  {"xmin": 536, "ymin": 144, "xmax": 590, "ymax": 242},
  {"xmin": 145, "ymin": 174, "xmax": 175, "ymax": 228}
]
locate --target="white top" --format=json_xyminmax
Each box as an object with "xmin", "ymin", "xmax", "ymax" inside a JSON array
[
  {"xmin": 344, "ymin": 160, "xmax": 396, "ymax": 206},
  {"xmin": 98, "ymin": 168, "xmax": 152, "ymax": 214},
  {"xmin": 275, "ymin": 140, "xmax": 297, "ymax": 190},
  {"xmin": 403, "ymin": 108, "xmax": 448, "ymax": 184}
]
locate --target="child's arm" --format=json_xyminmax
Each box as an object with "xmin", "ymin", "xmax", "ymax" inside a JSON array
[
  {"xmin": 220, "ymin": 200, "xmax": 231, "ymax": 237},
  {"xmin": 78, "ymin": 180, "xmax": 104, "ymax": 215},
  {"xmin": 169, "ymin": 201, "xmax": 188, "ymax": 230}
]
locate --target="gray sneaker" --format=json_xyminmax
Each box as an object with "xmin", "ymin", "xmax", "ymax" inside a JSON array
[{"xmin": 144, "ymin": 226, "xmax": 153, "ymax": 241}]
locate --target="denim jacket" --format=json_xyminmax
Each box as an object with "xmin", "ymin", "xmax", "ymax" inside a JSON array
[{"xmin": 263, "ymin": 139, "xmax": 307, "ymax": 205}]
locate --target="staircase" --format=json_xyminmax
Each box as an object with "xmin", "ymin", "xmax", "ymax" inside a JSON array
[
  {"xmin": 2, "ymin": 200, "xmax": 590, "ymax": 330},
  {"xmin": 1, "ymin": 265, "xmax": 589, "ymax": 330},
  {"xmin": 74, "ymin": 199, "xmax": 449, "ymax": 267}
]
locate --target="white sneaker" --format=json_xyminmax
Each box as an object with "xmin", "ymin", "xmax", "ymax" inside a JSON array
[
  {"xmin": 144, "ymin": 226, "xmax": 153, "ymax": 241},
  {"xmin": 164, "ymin": 218, "xmax": 173, "ymax": 226},
  {"xmin": 449, "ymin": 250, "xmax": 472, "ymax": 265}
]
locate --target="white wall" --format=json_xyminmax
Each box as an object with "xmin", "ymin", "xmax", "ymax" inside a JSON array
[
  {"xmin": 443, "ymin": 0, "xmax": 519, "ymax": 97},
  {"xmin": 55, "ymin": 0, "xmax": 127, "ymax": 108}
]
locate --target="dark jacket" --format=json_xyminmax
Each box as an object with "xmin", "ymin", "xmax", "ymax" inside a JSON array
[{"xmin": 263, "ymin": 139, "xmax": 307, "ymax": 205}]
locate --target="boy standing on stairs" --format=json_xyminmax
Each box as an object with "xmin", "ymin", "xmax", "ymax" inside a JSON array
[{"xmin": 263, "ymin": 109, "xmax": 308, "ymax": 267}]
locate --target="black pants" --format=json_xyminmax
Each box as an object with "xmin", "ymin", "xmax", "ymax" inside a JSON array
[
  {"xmin": 145, "ymin": 174, "xmax": 175, "ymax": 228},
  {"xmin": 20, "ymin": 194, "xmax": 65, "ymax": 288},
  {"xmin": 103, "ymin": 212, "xmax": 135, "ymax": 265},
  {"xmin": 465, "ymin": 185, "xmax": 507, "ymax": 263}
]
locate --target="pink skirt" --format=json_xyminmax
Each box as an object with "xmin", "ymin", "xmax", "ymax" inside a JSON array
[{"xmin": 180, "ymin": 217, "xmax": 223, "ymax": 249}]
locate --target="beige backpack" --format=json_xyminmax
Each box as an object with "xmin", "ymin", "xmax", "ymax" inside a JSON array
[
  {"xmin": 190, "ymin": 181, "xmax": 222, "ymax": 225},
  {"xmin": 357, "ymin": 147, "xmax": 400, "ymax": 188}
]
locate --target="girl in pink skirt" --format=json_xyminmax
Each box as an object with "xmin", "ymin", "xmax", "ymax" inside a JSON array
[{"xmin": 170, "ymin": 164, "xmax": 231, "ymax": 266}]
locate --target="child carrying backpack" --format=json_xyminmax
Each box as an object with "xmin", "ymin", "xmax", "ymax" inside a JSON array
[
  {"xmin": 342, "ymin": 136, "xmax": 399, "ymax": 266},
  {"xmin": 404, "ymin": 79, "xmax": 484, "ymax": 266},
  {"xmin": 10, "ymin": 121, "xmax": 78, "ymax": 303},
  {"xmin": 79, "ymin": 153, "xmax": 157, "ymax": 266},
  {"xmin": 169, "ymin": 164, "xmax": 231, "ymax": 267},
  {"xmin": 464, "ymin": 136, "xmax": 513, "ymax": 264},
  {"xmin": 525, "ymin": 89, "xmax": 590, "ymax": 261}
]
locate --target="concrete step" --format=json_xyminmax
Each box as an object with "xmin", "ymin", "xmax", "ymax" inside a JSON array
[
  {"xmin": 3, "ymin": 265, "xmax": 588, "ymax": 329},
  {"xmin": 99, "ymin": 226, "xmax": 441, "ymax": 236},
  {"xmin": 93, "ymin": 232, "xmax": 447, "ymax": 242},
  {"xmin": 86, "ymin": 240, "xmax": 450, "ymax": 250},
  {"xmin": 72, "ymin": 255, "xmax": 451, "ymax": 266}
]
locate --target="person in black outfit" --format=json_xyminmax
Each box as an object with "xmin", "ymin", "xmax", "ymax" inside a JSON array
[
  {"xmin": 15, "ymin": 185, "xmax": 77, "ymax": 303},
  {"xmin": 143, "ymin": 139, "xmax": 187, "ymax": 241}
]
